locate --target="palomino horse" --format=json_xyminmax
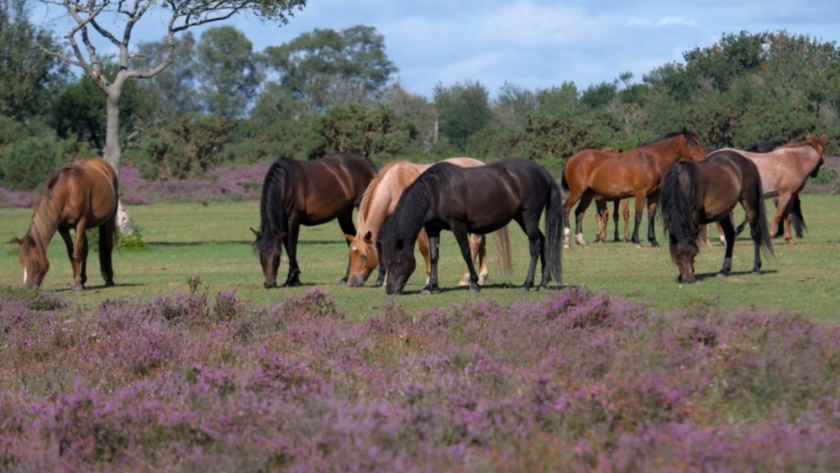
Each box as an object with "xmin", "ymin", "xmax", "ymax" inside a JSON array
[
  {"xmin": 731, "ymin": 134, "xmax": 826, "ymax": 244},
  {"xmin": 382, "ymin": 158, "xmax": 562, "ymax": 295},
  {"xmin": 659, "ymin": 151, "xmax": 773, "ymax": 284},
  {"xmin": 345, "ymin": 158, "xmax": 512, "ymax": 287},
  {"xmin": 562, "ymin": 129, "xmax": 706, "ymax": 248},
  {"xmin": 15, "ymin": 158, "xmax": 118, "ymax": 289},
  {"xmin": 251, "ymin": 153, "xmax": 376, "ymax": 288}
]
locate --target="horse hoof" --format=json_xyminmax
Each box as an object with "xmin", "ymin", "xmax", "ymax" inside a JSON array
[
  {"xmin": 650, "ymin": 242, "xmax": 660, "ymax": 248},
  {"xmin": 634, "ymin": 244, "xmax": 642, "ymax": 249},
  {"xmin": 716, "ymin": 272, "xmax": 727, "ymax": 278},
  {"xmin": 421, "ymin": 289, "xmax": 432, "ymax": 295}
]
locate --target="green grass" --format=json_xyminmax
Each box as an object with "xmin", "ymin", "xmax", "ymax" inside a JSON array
[{"xmin": 2, "ymin": 194, "xmax": 839, "ymax": 321}]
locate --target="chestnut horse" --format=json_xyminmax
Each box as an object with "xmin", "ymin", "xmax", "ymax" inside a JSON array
[
  {"xmin": 591, "ymin": 147, "xmax": 631, "ymax": 243},
  {"xmin": 251, "ymin": 153, "xmax": 376, "ymax": 288},
  {"xmin": 659, "ymin": 151, "xmax": 773, "ymax": 284},
  {"xmin": 382, "ymin": 158, "xmax": 562, "ymax": 295},
  {"xmin": 731, "ymin": 134, "xmax": 826, "ymax": 244},
  {"xmin": 345, "ymin": 158, "xmax": 512, "ymax": 287},
  {"xmin": 562, "ymin": 129, "xmax": 706, "ymax": 248},
  {"xmin": 15, "ymin": 158, "xmax": 118, "ymax": 289}
]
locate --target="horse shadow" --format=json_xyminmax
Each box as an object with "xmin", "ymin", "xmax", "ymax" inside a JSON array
[{"xmin": 692, "ymin": 268, "xmax": 779, "ymax": 282}]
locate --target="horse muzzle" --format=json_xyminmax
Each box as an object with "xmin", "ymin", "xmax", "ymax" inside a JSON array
[{"xmin": 264, "ymin": 281, "xmax": 278, "ymax": 289}]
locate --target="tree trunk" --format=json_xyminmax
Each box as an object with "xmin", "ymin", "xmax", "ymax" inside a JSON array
[{"xmin": 103, "ymin": 82, "xmax": 137, "ymax": 237}]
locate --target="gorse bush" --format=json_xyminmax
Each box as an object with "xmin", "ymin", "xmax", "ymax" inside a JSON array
[{"xmin": 0, "ymin": 286, "xmax": 839, "ymax": 471}]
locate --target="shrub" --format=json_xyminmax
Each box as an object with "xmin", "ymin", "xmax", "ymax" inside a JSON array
[{"xmin": 0, "ymin": 136, "xmax": 61, "ymax": 191}]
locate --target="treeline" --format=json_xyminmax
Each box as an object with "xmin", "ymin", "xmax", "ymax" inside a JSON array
[{"xmin": 2, "ymin": 0, "xmax": 840, "ymax": 191}]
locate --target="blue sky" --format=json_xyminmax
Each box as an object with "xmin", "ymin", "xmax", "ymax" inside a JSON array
[{"xmin": 32, "ymin": 0, "xmax": 840, "ymax": 99}]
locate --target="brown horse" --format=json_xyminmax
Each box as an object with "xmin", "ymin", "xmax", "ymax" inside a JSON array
[
  {"xmin": 251, "ymin": 153, "xmax": 376, "ymax": 288},
  {"xmin": 730, "ymin": 134, "xmax": 827, "ymax": 244},
  {"xmin": 15, "ymin": 158, "xmax": 119, "ymax": 289},
  {"xmin": 562, "ymin": 129, "xmax": 706, "ymax": 248},
  {"xmin": 659, "ymin": 152, "xmax": 773, "ymax": 284},
  {"xmin": 591, "ymin": 147, "xmax": 631, "ymax": 243},
  {"xmin": 345, "ymin": 158, "xmax": 512, "ymax": 287},
  {"xmin": 382, "ymin": 158, "xmax": 562, "ymax": 295}
]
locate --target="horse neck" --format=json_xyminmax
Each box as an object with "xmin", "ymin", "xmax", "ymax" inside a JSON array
[
  {"xmin": 27, "ymin": 196, "xmax": 59, "ymax": 258},
  {"xmin": 646, "ymin": 137, "xmax": 691, "ymax": 168},
  {"xmin": 359, "ymin": 163, "xmax": 427, "ymax": 241},
  {"xmin": 391, "ymin": 182, "xmax": 433, "ymax": 247}
]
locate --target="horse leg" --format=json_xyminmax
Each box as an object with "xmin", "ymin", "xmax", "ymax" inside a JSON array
[
  {"xmin": 513, "ymin": 215, "xmax": 544, "ymax": 291},
  {"xmin": 58, "ymin": 228, "xmax": 82, "ymax": 289},
  {"xmin": 630, "ymin": 193, "xmax": 646, "ymax": 246},
  {"xmin": 452, "ymin": 225, "xmax": 480, "ymax": 293},
  {"xmin": 717, "ymin": 217, "xmax": 736, "ymax": 277},
  {"xmin": 337, "ymin": 210, "xmax": 356, "ymax": 284},
  {"xmin": 773, "ymin": 194, "xmax": 793, "ymax": 245},
  {"xmin": 422, "ymin": 228, "xmax": 441, "ymax": 294},
  {"xmin": 563, "ymin": 190, "xmax": 583, "ymax": 248},
  {"xmin": 460, "ymin": 234, "xmax": 486, "ymax": 286},
  {"xmin": 573, "ymin": 191, "xmax": 595, "ymax": 248},
  {"xmin": 99, "ymin": 219, "xmax": 116, "ymax": 287},
  {"xmin": 646, "ymin": 196, "xmax": 660, "ymax": 247},
  {"xmin": 622, "ymin": 198, "xmax": 630, "ymax": 241},
  {"xmin": 418, "ymin": 228, "xmax": 432, "ymax": 285},
  {"xmin": 594, "ymin": 199, "xmax": 606, "ymax": 243},
  {"xmin": 610, "ymin": 200, "xmax": 620, "ymax": 242},
  {"xmin": 374, "ymin": 238, "xmax": 387, "ymax": 286},
  {"xmin": 72, "ymin": 223, "xmax": 88, "ymax": 289},
  {"xmin": 282, "ymin": 216, "xmax": 302, "ymax": 287}
]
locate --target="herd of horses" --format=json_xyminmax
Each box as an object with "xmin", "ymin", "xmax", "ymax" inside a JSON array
[{"xmin": 12, "ymin": 130, "xmax": 827, "ymax": 292}]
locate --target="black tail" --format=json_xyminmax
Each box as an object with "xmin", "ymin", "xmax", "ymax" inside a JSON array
[
  {"xmin": 560, "ymin": 160, "xmax": 570, "ymax": 200},
  {"xmin": 659, "ymin": 160, "xmax": 698, "ymax": 249},
  {"xmin": 254, "ymin": 158, "xmax": 292, "ymax": 255},
  {"xmin": 545, "ymin": 180, "xmax": 563, "ymax": 285},
  {"xmin": 751, "ymin": 178, "xmax": 775, "ymax": 258},
  {"xmin": 776, "ymin": 194, "xmax": 806, "ymax": 238}
]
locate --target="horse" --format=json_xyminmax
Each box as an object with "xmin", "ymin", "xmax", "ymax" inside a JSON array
[
  {"xmin": 591, "ymin": 147, "xmax": 631, "ymax": 243},
  {"xmin": 251, "ymin": 153, "xmax": 377, "ymax": 288},
  {"xmin": 659, "ymin": 151, "xmax": 774, "ymax": 284},
  {"xmin": 731, "ymin": 134, "xmax": 826, "ymax": 244},
  {"xmin": 345, "ymin": 158, "xmax": 512, "ymax": 288},
  {"xmin": 382, "ymin": 158, "xmax": 562, "ymax": 295},
  {"xmin": 562, "ymin": 129, "xmax": 706, "ymax": 249},
  {"xmin": 14, "ymin": 158, "xmax": 119, "ymax": 289}
]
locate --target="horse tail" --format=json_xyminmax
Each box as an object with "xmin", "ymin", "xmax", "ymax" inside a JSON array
[
  {"xmin": 751, "ymin": 177, "xmax": 775, "ymax": 258},
  {"xmin": 545, "ymin": 179, "xmax": 563, "ymax": 285},
  {"xmin": 254, "ymin": 158, "xmax": 292, "ymax": 255},
  {"xmin": 491, "ymin": 226, "xmax": 513, "ymax": 282},
  {"xmin": 791, "ymin": 194, "xmax": 806, "ymax": 237},
  {"xmin": 659, "ymin": 160, "xmax": 697, "ymax": 249},
  {"xmin": 560, "ymin": 160, "xmax": 571, "ymax": 199}
]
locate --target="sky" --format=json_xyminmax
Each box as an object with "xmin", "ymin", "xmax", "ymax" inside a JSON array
[{"xmin": 32, "ymin": 0, "xmax": 840, "ymax": 100}]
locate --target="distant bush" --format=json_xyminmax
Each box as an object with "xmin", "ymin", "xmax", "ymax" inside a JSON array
[{"xmin": 0, "ymin": 136, "xmax": 62, "ymax": 191}]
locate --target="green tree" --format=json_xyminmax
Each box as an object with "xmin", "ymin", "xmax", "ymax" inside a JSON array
[
  {"xmin": 261, "ymin": 24, "xmax": 397, "ymax": 112},
  {"xmin": 132, "ymin": 32, "xmax": 201, "ymax": 119},
  {"xmin": 434, "ymin": 80, "xmax": 492, "ymax": 153},
  {"xmin": 197, "ymin": 26, "xmax": 263, "ymax": 120},
  {"xmin": 0, "ymin": 0, "xmax": 68, "ymax": 120},
  {"xmin": 384, "ymin": 83, "xmax": 437, "ymax": 153},
  {"xmin": 308, "ymin": 104, "xmax": 414, "ymax": 162}
]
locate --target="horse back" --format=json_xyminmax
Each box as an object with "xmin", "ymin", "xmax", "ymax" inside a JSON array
[
  {"xmin": 47, "ymin": 159, "xmax": 117, "ymax": 227},
  {"xmin": 294, "ymin": 154, "xmax": 376, "ymax": 223},
  {"xmin": 698, "ymin": 151, "xmax": 761, "ymax": 219}
]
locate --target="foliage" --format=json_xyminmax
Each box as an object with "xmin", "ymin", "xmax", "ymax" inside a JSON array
[
  {"xmin": 307, "ymin": 104, "xmax": 415, "ymax": 161},
  {"xmin": 261, "ymin": 24, "xmax": 398, "ymax": 112},
  {"xmin": 0, "ymin": 136, "xmax": 64, "ymax": 191},
  {"xmin": 137, "ymin": 116, "xmax": 236, "ymax": 180},
  {"xmin": 434, "ymin": 80, "xmax": 493, "ymax": 153},
  {"xmin": 197, "ymin": 26, "xmax": 263, "ymax": 120}
]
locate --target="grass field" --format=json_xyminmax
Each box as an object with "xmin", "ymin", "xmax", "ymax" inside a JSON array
[{"xmin": 2, "ymin": 193, "xmax": 839, "ymax": 321}]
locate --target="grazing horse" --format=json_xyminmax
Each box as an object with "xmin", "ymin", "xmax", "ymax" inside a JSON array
[
  {"xmin": 659, "ymin": 151, "xmax": 773, "ymax": 284},
  {"xmin": 345, "ymin": 158, "xmax": 512, "ymax": 287},
  {"xmin": 731, "ymin": 134, "xmax": 826, "ymax": 244},
  {"xmin": 382, "ymin": 158, "xmax": 562, "ymax": 295},
  {"xmin": 251, "ymin": 153, "xmax": 376, "ymax": 288},
  {"xmin": 562, "ymin": 129, "xmax": 706, "ymax": 248},
  {"xmin": 15, "ymin": 158, "xmax": 118, "ymax": 289}
]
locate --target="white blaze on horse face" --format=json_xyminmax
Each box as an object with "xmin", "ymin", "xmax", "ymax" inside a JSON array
[{"xmin": 23, "ymin": 268, "xmax": 27, "ymax": 284}]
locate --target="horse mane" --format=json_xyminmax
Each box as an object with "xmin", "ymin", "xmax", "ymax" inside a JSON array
[
  {"xmin": 384, "ymin": 163, "xmax": 451, "ymax": 249},
  {"xmin": 747, "ymin": 139, "xmax": 788, "ymax": 153},
  {"xmin": 639, "ymin": 129, "xmax": 695, "ymax": 147},
  {"xmin": 254, "ymin": 157, "xmax": 295, "ymax": 255},
  {"xmin": 778, "ymin": 134, "xmax": 827, "ymax": 156},
  {"xmin": 25, "ymin": 163, "xmax": 87, "ymax": 252},
  {"xmin": 358, "ymin": 161, "xmax": 402, "ymax": 228},
  {"xmin": 659, "ymin": 160, "xmax": 700, "ymax": 252}
]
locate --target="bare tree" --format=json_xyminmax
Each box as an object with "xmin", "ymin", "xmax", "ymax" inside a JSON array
[{"xmin": 37, "ymin": 0, "xmax": 307, "ymax": 234}]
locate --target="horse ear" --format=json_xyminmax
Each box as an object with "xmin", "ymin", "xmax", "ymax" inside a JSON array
[
  {"xmin": 344, "ymin": 234, "xmax": 355, "ymax": 244},
  {"xmin": 250, "ymin": 227, "xmax": 260, "ymax": 238},
  {"xmin": 8, "ymin": 236, "xmax": 23, "ymax": 246},
  {"xmin": 363, "ymin": 231, "xmax": 373, "ymax": 245}
]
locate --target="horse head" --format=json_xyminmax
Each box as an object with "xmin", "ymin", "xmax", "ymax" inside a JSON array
[
  {"xmin": 346, "ymin": 231, "xmax": 378, "ymax": 287},
  {"xmin": 384, "ymin": 237, "xmax": 416, "ymax": 295},
  {"xmin": 16, "ymin": 234, "xmax": 48, "ymax": 289},
  {"xmin": 251, "ymin": 227, "xmax": 285, "ymax": 288},
  {"xmin": 806, "ymin": 134, "xmax": 828, "ymax": 177},
  {"xmin": 678, "ymin": 129, "xmax": 707, "ymax": 161},
  {"xmin": 669, "ymin": 232, "xmax": 699, "ymax": 284}
]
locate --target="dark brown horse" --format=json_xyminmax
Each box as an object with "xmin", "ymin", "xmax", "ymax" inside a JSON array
[
  {"xmin": 15, "ymin": 158, "xmax": 119, "ymax": 289},
  {"xmin": 659, "ymin": 151, "xmax": 773, "ymax": 284},
  {"xmin": 382, "ymin": 158, "xmax": 562, "ymax": 295},
  {"xmin": 251, "ymin": 153, "xmax": 376, "ymax": 288},
  {"xmin": 562, "ymin": 129, "xmax": 706, "ymax": 248}
]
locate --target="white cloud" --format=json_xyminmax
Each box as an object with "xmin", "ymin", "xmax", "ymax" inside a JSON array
[{"xmin": 657, "ymin": 17, "xmax": 699, "ymax": 27}]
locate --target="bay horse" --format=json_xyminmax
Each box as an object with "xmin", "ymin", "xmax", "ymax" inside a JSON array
[
  {"xmin": 591, "ymin": 147, "xmax": 630, "ymax": 243},
  {"xmin": 659, "ymin": 151, "xmax": 773, "ymax": 284},
  {"xmin": 382, "ymin": 158, "xmax": 562, "ymax": 295},
  {"xmin": 731, "ymin": 134, "xmax": 826, "ymax": 244},
  {"xmin": 14, "ymin": 158, "xmax": 118, "ymax": 289},
  {"xmin": 562, "ymin": 129, "xmax": 706, "ymax": 248},
  {"xmin": 251, "ymin": 153, "xmax": 376, "ymax": 288},
  {"xmin": 345, "ymin": 157, "xmax": 512, "ymax": 287}
]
